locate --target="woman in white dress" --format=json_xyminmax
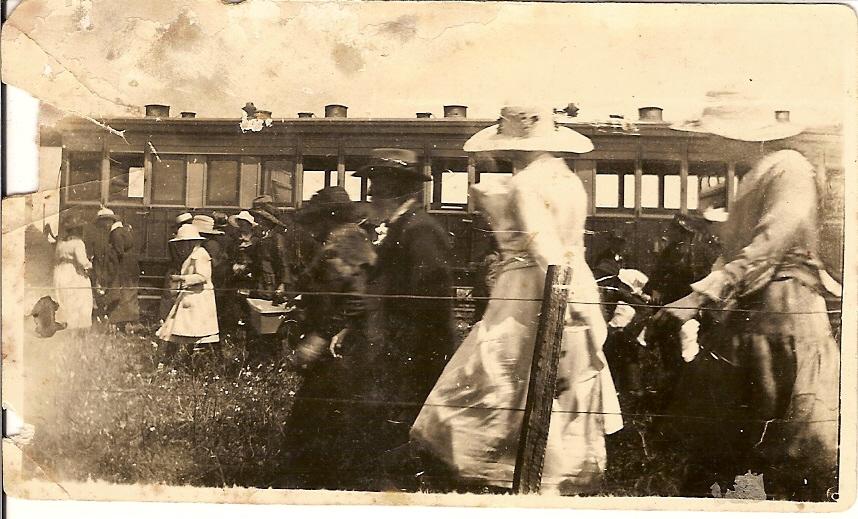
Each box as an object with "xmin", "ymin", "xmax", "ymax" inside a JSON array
[
  {"xmin": 411, "ymin": 107, "xmax": 622, "ymax": 494},
  {"xmin": 53, "ymin": 219, "xmax": 94, "ymax": 336},
  {"xmin": 157, "ymin": 224, "xmax": 220, "ymax": 351}
]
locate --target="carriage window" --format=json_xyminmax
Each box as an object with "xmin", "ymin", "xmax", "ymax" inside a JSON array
[
  {"xmin": 151, "ymin": 156, "xmax": 187, "ymax": 205},
  {"xmin": 433, "ymin": 157, "xmax": 468, "ymax": 209},
  {"xmin": 108, "ymin": 153, "xmax": 145, "ymax": 203},
  {"xmin": 262, "ymin": 159, "xmax": 294, "ymax": 206},
  {"xmin": 641, "ymin": 161, "xmax": 680, "ymax": 210},
  {"xmin": 342, "ymin": 157, "xmax": 370, "ymax": 201},
  {"xmin": 303, "ymin": 156, "xmax": 337, "ymax": 201},
  {"xmin": 66, "ymin": 151, "xmax": 102, "ymax": 201},
  {"xmin": 595, "ymin": 161, "xmax": 634, "ymax": 210},
  {"xmin": 689, "ymin": 161, "xmax": 727, "ymax": 210},
  {"xmin": 206, "ymin": 158, "xmax": 240, "ymax": 206},
  {"xmin": 476, "ymin": 158, "xmax": 513, "ymax": 191}
]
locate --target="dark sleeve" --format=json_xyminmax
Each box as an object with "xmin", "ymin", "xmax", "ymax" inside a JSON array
[
  {"xmin": 276, "ymin": 233, "xmax": 293, "ymax": 287},
  {"xmin": 402, "ymin": 221, "xmax": 453, "ymax": 317}
]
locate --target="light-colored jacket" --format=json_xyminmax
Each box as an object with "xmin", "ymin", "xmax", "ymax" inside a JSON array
[{"xmin": 157, "ymin": 245, "xmax": 219, "ymax": 341}]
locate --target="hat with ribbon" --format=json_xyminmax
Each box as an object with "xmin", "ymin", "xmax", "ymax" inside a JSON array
[
  {"xmin": 170, "ymin": 224, "xmax": 206, "ymax": 242},
  {"xmin": 96, "ymin": 207, "xmax": 120, "ymax": 221},
  {"xmin": 671, "ymin": 90, "xmax": 804, "ymax": 142},
  {"xmin": 228, "ymin": 210, "xmax": 257, "ymax": 228},
  {"xmin": 352, "ymin": 148, "xmax": 430, "ymax": 181},
  {"xmin": 192, "ymin": 214, "xmax": 224, "ymax": 235},
  {"xmin": 463, "ymin": 106, "xmax": 594, "ymax": 153}
]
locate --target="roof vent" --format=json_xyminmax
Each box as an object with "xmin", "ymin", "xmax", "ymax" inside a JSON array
[
  {"xmin": 638, "ymin": 106, "xmax": 663, "ymax": 122},
  {"xmin": 325, "ymin": 104, "xmax": 348, "ymax": 118},
  {"xmin": 443, "ymin": 105, "xmax": 467, "ymax": 118},
  {"xmin": 609, "ymin": 114, "xmax": 624, "ymax": 120},
  {"xmin": 145, "ymin": 104, "xmax": 170, "ymax": 118},
  {"xmin": 416, "ymin": 112, "xmax": 433, "ymax": 118},
  {"xmin": 180, "ymin": 111, "xmax": 196, "ymax": 119},
  {"xmin": 298, "ymin": 112, "xmax": 315, "ymax": 118},
  {"xmin": 775, "ymin": 110, "xmax": 791, "ymax": 122},
  {"xmin": 254, "ymin": 110, "xmax": 272, "ymax": 120}
]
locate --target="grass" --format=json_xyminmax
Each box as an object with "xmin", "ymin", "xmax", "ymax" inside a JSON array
[{"xmin": 20, "ymin": 319, "xmax": 720, "ymax": 497}]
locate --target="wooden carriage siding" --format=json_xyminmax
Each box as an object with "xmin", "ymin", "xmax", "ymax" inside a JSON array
[{"xmin": 42, "ymin": 114, "xmax": 845, "ymax": 314}]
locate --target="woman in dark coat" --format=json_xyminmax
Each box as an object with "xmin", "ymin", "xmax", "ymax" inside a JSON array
[
  {"xmin": 94, "ymin": 208, "xmax": 140, "ymax": 328},
  {"xmin": 280, "ymin": 186, "xmax": 377, "ymax": 489}
]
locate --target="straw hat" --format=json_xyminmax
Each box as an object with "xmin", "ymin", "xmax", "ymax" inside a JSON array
[
  {"xmin": 671, "ymin": 90, "xmax": 804, "ymax": 142},
  {"xmin": 175, "ymin": 212, "xmax": 193, "ymax": 225},
  {"xmin": 192, "ymin": 214, "xmax": 224, "ymax": 235},
  {"xmin": 228, "ymin": 210, "xmax": 257, "ymax": 228},
  {"xmin": 170, "ymin": 224, "xmax": 206, "ymax": 242},
  {"xmin": 352, "ymin": 148, "xmax": 429, "ymax": 181},
  {"xmin": 463, "ymin": 106, "xmax": 593, "ymax": 153},
  {"xmin": 96, "ymin": 207, "xmax": 120, "ymax": 221}
]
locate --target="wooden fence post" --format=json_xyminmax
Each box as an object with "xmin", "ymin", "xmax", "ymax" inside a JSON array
[{"xmin": 512, "ymin": 264, "xmax": 572, "ymax": 494}]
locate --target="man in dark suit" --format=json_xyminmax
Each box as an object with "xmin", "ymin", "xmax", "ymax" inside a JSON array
[{"xmin": 347, "ymin": 148, "xmax": 457, "ymax": 489}]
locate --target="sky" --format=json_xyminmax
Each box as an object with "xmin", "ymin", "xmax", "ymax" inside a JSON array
[{"xmin": 1, "ymin": 1, "xmax": 856, "ymax": 125}]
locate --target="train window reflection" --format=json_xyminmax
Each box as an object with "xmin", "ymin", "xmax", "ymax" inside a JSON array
[
  {"xmin": 151, "ymin": 156, "xmax": 187, "ymax": 205},
  {"xmin": 595, "ymin": 175, "xmax": 619, "ymax": 207},
  {"xmin": 108, "ymin": 153, "xmax": 145, "ymax": 203},
  {"xmin": 432, "ymin": 158, "xmax": 468, "ymax": 209},
  {"xmin": 206, "ymin": 159, "xmax": 240, "ymax": 206},
  {"xmin": 595, "ymin": 161, "xmax": 634, "ymax": 210},
  {"xmin": 476, "ymin": 158, "xmax": 513, "ymax": 191},
  {"xmin": 641, "ymin": 175, "xmax": 659, "ymax": 208},
  {"xmin": 664, "ymin": 175, "xmax": 681, "ymax": 209},
  {"xmin": 67, "ymin": 151, "xmax": 102, "ymax": 202},
  {"xmin": 262, "ymin": 159, "xmax": 294, "ymax": 206},
  {"xmin": 303, "ymin": 156, "xmax": 337, "ymax": 201}
]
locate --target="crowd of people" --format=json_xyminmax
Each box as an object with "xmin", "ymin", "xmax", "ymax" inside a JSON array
[{"xmin": 46, "ymin": 93, "xmax": 841, "ymax": 499}]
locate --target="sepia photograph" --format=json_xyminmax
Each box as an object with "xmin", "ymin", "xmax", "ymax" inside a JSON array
[{"xmin": 1, "ymin": 0, "xmax": 855, "ymax": 512}]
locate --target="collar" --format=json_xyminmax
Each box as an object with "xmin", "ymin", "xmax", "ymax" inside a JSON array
[{"xmin": 110, "ymin": 221, "xmax": 123, "ymax": 232}]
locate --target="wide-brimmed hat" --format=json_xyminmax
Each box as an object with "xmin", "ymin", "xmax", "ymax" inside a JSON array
[
  {"xmin": 228, "ymin": 210, "xmax": 257, "ymax": 228},
  {"xmin": 175, "ymin": 212, "xmax": 193, "ymax": 225},
  {"xmin": 96, "ymin": 207, "xmax": 120, "ymax": 221},
  {"xmin": 192, "ymin": 215, "xmax": 224, "ymax": 235},
  {"xmin": 463, "ymin": 106, "xmax": 593, "ymax": 153},
  {"xmin": 295, "ymin": 186, "xmax": 356, "ymax": 223},
  {"xmin": 672, "ymin": 214, "xmax": 697, "ymax": 234},
  {"xmin": 671, "ymin": 90, "xmax": 804, "ymax": 142},
  {"xmin": 352, "ymin": 148, "xmax": 430, "ymax": 181},
  {"xmin": 702, "ymin": 207, "xmax": 729, "ymax": 223},
  {"xmin": 170, "ymin": 224, "xmax": 206, "ymax": 242}
]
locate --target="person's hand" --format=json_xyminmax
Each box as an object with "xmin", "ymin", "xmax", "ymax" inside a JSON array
[
  {"xmin": 170, "ymin": 274, "xmax": 183, "ymax": 281},
  {"xmin": 329, "ymin": 328, "xmax": 349, "ymax": 358},
  {"xmin": 651, "ymin": 292, "xmax": 706, "ymax": 329}
]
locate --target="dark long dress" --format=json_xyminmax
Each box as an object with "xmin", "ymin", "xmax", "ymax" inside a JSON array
[
  {"xmin": 280, "ymin": 223, "xmax": 376, "ymax": 489},
  {"xmin": 664, "ymin": 149, "xmax": 840, "ymax": 500},
  {"xmin": 105, "ymin": 225, "xmax": 140, "ymax": 325}
]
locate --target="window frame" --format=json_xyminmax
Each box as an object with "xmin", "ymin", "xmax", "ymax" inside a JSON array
[{"xmin": 150, "ymin": 154, "xmax": 188, "ymax": 207}]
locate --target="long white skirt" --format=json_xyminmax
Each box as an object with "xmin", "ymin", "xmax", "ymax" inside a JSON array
[
  {"xmin": 53, "ymin": 263, "xmax": 93, "ymax": 330},
  {"xmin": 411, "ymin": 262, "xmax": 622, "ymax": 493}
]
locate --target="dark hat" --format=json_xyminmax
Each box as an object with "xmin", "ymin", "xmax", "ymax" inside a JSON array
[
  {"xmin": 211, "ymin": 211, "xmax": 229, "ymax": 228},
  {"xmin": 250, "ymin": 208, "xmax": 286, "ymax": 228},
  {"xmin": 295, "ymin": 186, "xmax": 356, "ymax": 223},
  {"xmin": 352, "ymin": 148, "xmax": 430, "ymax": 181},
  {"xmin": 672, "ymin": 214, "xmax": 696, "ymax": 233}
]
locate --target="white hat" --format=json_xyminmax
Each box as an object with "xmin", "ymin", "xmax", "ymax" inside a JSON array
[
  {"xmin": 175, "ymin": 212, "xmax": 193, "ymax": 225},
  {"xmin": 169, "ymin": 224, "xmax": 206, "ymax": 242},
  {"xmin": 96, "ymin": 207, "xmax": 119, "ymax": 220},
  {"xmin": 192, "ymin": 214, "xmax": 224, "ymax": 235},
  {"xmin": 228, "ymin": 210, "xmax": 257, "ymax": 228},
  {"xmin": 671, "ymin": 90, "xmax": 804, "ymax": 142},
  {"xmin": 702, "ymin": 207, "xmax": 729, "ymax": 223},
  {"xmin": 463, "ymin": 106, "xmax": 593, "ymax": 153}
]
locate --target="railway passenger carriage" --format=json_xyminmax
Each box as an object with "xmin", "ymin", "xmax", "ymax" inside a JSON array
[{"xmin": 44, "ymin": 106, "xmax": 845, "ymax": 313}]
